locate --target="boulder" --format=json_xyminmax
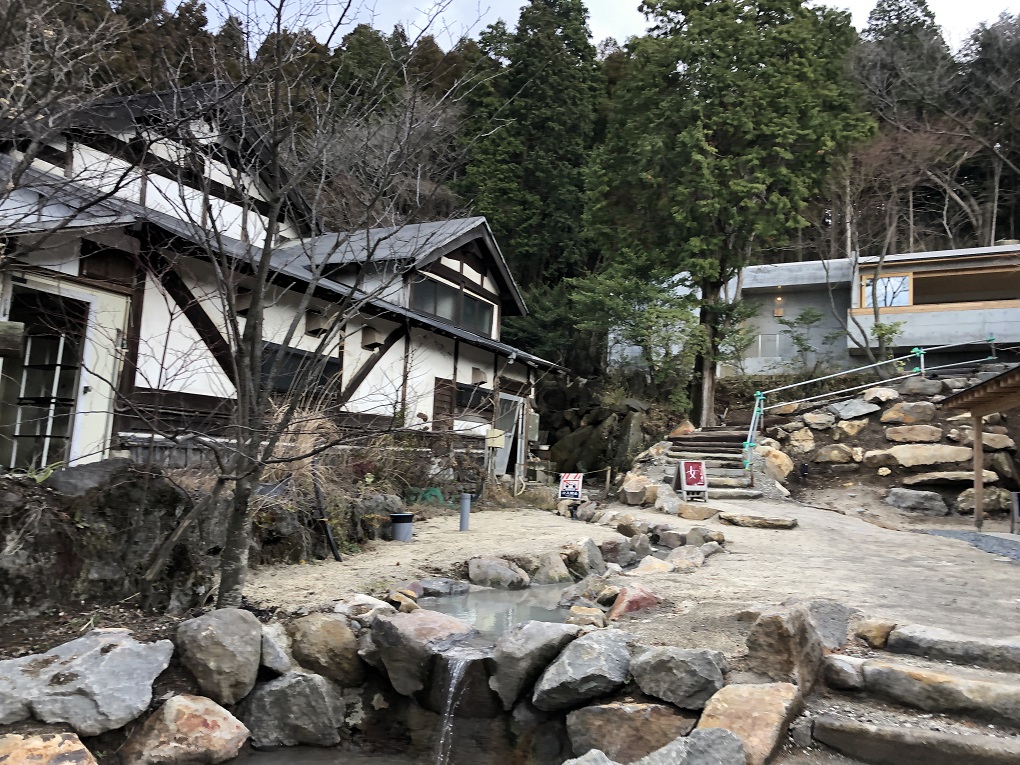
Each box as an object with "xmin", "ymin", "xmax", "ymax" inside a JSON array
[
  {"xmin": 627, "ymin": 557, "xmax": 674, "ymax": 576},
  {"xmin": 678, "ymin": 502, "xmax": 718, "ymax": 521},
  {"xmin": 824, "ymin": 655, "xmax": 867, "ymax": 690},
  {"xmin": 834, "ymin": 418, "xmax": 870, "ymax": 439},
  {"xmin": 237, "ymin": 671, "xmax": 346, "ymax": 748},
  {"xmin": 631, "ymin": 728, "xmax": 746, "ymax": 765},
  {"xmin": 334, "ymin": 594, "xmax": 397, "ymax": 627},
  {"xmin": 990, "ymin": 452, "xmax": 1020, "ymax": 490},
  {"xmin": 656, "ymin": 529, "xmax": 686, "ymax": 548},
  {"xmin": 370, "ymin": 610, "xmax": 475, "ymax": 696},
  {"xmin": 798, "ymin": 597, "xmax": 861, "ymax": 651},
  {"xmin": 802, "ymin": 411, "xmax": 836, "ymax": 430},
  {"xmin": 897, "ymin": 377, "xmax": 944, "ymax": 396},
  {"xmin": 653, "ymin": 483, "xmax": 682, "ymax": 516},
  {"xmin": 956, "ymin": 486, "xmax": 1014, "ymax": 514},
  {"xmin": 120, "ymin": 694, "xmax": 249, "ymax": 765},
  {"xmin": 577, "ymin": 501, "xmax": 600, "ymax": 522},
  {"xmin": 885, "ymin": 425, "xmax": 943, "ymax": 443},
  {"xmin": 0, "ymin": 733, "xmax": 98, "ymax": 764},
  {"xmin": 468, "ymin": 556, "xmax": 531, "ymax": 589},
  {"xmin": 746, "ymin": 604, "xmax": 823, "ymax": 692},
  {"xmin": 696, "ymin": 683, "xmax": 802, "ymax": 765},
  {"xmin": 884, "ymin": 488, "xmax": 949, "ymax": 516},
  {"xmin": 862, "ymin": 386, "xmax": 900, "ymax": 403},
  {"xmin": 813, "ymin": 444, "xmax": 854, "ymax": 464},
  {"xmin": 685, "ymin": 527, "xmax": 724, "ymax": 546},
  {"xmin": 828, "ymin": 399, "xmax": 881, "ymax": 419},
  {"xmin": 757, "ymin": 446, "xmax": 794, "ymax": 480},
  {"xmin": 0, "ymin": 628, "xmax": 173, "ymax": 735},
  {"xmin": 701, "ymin": 541, "xmax": 723, "ymax": 558},
  {"xmin": 568, "ymin": 606, "xmax": 608, "ymax": 627},
  {"xmin": 972, "ymin": 432, "xmax": 1016, "ymax": 451},
  {"xmin": 629, "ymin": 533, "xmax": 653, "ymax": 560},
  {"xmin": 598, "ymin": 538, "xmax": 633, "ymax": 567},
  {"xmin": 632, "ymin": 647, "xmax": 726, "ymax": 710},
  {"xmin": 563, "ymin": 751, "xmax": 619, "ymax": 765},
  {"xmin": 606, "ymin": 585, "xmax": 660, "ymax": 621},
  {"xmin": 531, "ymin": 552, "xmax": 575, "ymax": 585},
  {"xmin": 786, "ymin": 428, "xmax": 816, "ymax": 454},
  {"xmin": 886, "ymin": 624, "xmax": 1020, "ymax": 673},
  {"xmin": 616, "ymin": 515, "xmax": 649, "ymax": 538},
  {"xmin": 261, "ymin": 622, "xmax": 295, "ymax": 676},
  {"xmin": 770, "ymin": 402, "xmax": 800, "ymax": 415},
  {"xmin": 880, "ymin": 401, "xmax": 936, "ymax": 424},
  {"xmin": 618, "ymin": 474, "xmax": 651, "ymax": 506},
  {"xmin": 719, "ymin": 513, "xmax": 797, "ymax": 529},
  {"xmin": 287, "ymin": 614, "xmax": 365, "ymax": 687},
  {"xmin": 417, "ymin": 578, "xmax": 470, "ymax": 597},
  {"xmin": 566, "ymin": 702, "xmax": 696, "ymax": 764},
  {"xmin": 863, "ymin": 444, "xmax": 972, "ymax": 468},
  {"xmin": 855, "ymin": 619, "xmax": 897, "ymax": 649},
  {"xmin": 669, "ymin": 420, "xmax": 697, "ymax": 437},
  {"xmin": 532, "ymin": 630, "xmax": 633, "ymax": 712},
  {"xmin": 176, "ymin": 609, "xmax": 262, "ymax": 706},
  {"xmin": 559, "ymin": 575, "xmax": 614, "ymax": 608},
  {"xmin": 566, "ymin": 538, "xmax": 609, "ymax": 578},
  {"xmin": 666, "ymin": 547, "xmax": 705, "ymax": 572},
  {"xmin": 903, "ymin": 470, "xmax": 998, "ymax": 486}
]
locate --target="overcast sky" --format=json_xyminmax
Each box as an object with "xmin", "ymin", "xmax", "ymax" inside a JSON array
[{"xmin": 347, "ymin": 0, "xmax": 1019, "ymax": 50}]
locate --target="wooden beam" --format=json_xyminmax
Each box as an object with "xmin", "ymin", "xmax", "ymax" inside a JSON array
[
  {"xmin": 973, "ymin": 414, "xmax": 984, "ymax": 530},
  {"xmin": 337, "ymin": 325, "xmax": 408, "ymax": 407}
]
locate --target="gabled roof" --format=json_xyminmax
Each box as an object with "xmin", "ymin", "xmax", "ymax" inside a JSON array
[
  {"xmin": 272, "ymin": 217, "xmax": 529, "ymax": 316},
  {"xmin": 942, "ymin": 364, "xmax": 1020, "ymax": 416}
]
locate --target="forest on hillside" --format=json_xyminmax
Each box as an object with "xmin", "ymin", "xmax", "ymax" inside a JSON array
[{"xmin": 5, "ymin": 0, "xmax": 1020, "ymax": 419}]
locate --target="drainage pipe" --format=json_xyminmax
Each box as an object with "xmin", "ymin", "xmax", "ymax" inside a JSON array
[{"xmin": 460, "ymin": 492, "xmax": 471, "ymax": 531}]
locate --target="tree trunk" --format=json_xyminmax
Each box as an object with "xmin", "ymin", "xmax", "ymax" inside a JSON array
[
  {"xmin": 217, "ymin": 475, "xmax": 256, "ymax": 609},
  {"xmin": 696, "ymin": 280, "xmax": 721, "ymax": 428}
]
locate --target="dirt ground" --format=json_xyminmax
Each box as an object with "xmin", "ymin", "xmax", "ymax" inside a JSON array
[{"xmin": 246, "ymin": 496, "xmax": 1020, "ymax": 659}]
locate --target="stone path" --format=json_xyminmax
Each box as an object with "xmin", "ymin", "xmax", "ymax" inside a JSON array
[{"xmin": 924, "ymin": 529, "xmax": 1020, "ymax": 563}]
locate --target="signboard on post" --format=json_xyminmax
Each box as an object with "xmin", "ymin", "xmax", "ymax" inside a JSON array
[
  {"xmin": 676, "ymin": 460, "xmax": 708, "ymax": 502},
  {"xmin": 558, "ymin": 473, "xmax": 583, "ymax": 500}
]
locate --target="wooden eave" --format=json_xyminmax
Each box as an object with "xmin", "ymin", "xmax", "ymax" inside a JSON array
[{"xmin": 942, "ymin": 366, "xmax": 1020, "ymax": 416}]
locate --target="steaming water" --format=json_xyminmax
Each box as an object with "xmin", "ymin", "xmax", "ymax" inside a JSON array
[{"xmin": 417, "ymin": 583, "xmax": 569, "ymax": 642}]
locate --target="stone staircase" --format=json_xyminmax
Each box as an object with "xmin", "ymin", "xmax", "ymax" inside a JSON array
[
  {"xmin": 797, "ymin": 625, "xmax": 1020, "ymax": 764},
  {"xmin": 667, "ymin": 427, "xmax": 763, "ymax": 500}
]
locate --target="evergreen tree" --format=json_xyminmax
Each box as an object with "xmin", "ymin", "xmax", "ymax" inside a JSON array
[
  {"xmin": 459, "ymin": 0, "xmax": 600, "ymax": 286},
  {"xmin": 590, "ymin": 0, "xmax": 872, "ymax": 423}
]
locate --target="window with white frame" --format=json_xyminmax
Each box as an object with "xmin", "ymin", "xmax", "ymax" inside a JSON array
[{"xmin": 862, "ymin": 274, "xmax": 910, "ymax": 308}]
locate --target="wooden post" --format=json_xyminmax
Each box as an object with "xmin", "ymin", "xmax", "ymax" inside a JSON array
[
  {"xmin": 972, "ymin": 414, "xmax": 984, "ymax": 530},
  {"xmin": 1011, "ymin": 491, "xmax": 1018, "ymax": 536}
]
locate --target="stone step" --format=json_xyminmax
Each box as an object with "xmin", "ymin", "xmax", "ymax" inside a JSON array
[
  {"xmin": 810, "ymin": 713, "xmax": 1020, "ymax": 765},
  {"xmin": 884, "ymin": 624, "xmax": 1020, "ymax": 674},
  {"xmin": 824, "ymin": 653, "xmax": 1020, "ymax": 728},
  {"xmin": 670, "ymin": 441, "xmax": 748, "ymax": 451},
  {"xmin": 707, "ymin": 476, "xmax": 752, "ymax": 489},
  {"xmin": 707, "ymin": 488, "xmax": 762, "ymax": 500},
  {"xmin": 704, "ymin": 468, "xmax": 748, "ymax": 478},
  {"xmin": 668, "ymin": 451, "xmax": 745, "ymax": 463}
]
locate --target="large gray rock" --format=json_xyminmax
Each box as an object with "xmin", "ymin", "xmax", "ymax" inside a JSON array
[
  {"xmin": 863, "ymin": 444, "xmax": 972, "ymax": 468},
  {"xmin": 370, "ymin": 610, "xmax": 475, "ymax": 696},
  {"xmin": 260, "ymin": 622, "xmax": 295, "ymax": 676},
  {"xmin": 823, "ymin": 655, "xmax": 866, "ymax": 690},
  {"xmin": 897, "ymin": 377, "xmax": 943, "ymax": 396},
  {"xmin": 802, "ymin": 411, "xmax": 836, "ymax": 430},
  {"xmin": 566, "ymin": 702, "xmax": 696, "ymax": 764},
  {"xmin": 287, "ymin": 613, "xmax": 365, "ymax": 687},
  {"xmin": 530, "ymin": 552, "xmax": 575, "ymax": 585},
  {"xmin": 533, "ymin": 630, "xmax": 633, "ymax": 712},
  {"xmin": 489, "ymin": 621, "xmax": 582, "ymax": 710},
  {"xmin": 886, "ymin": 624, "xmax": 1020, "ymax": 673},
  {"xmin": 237, "ymin": 671, "xmax": 347, "ymax": 748},
  {"xmin": 885, "ymin": 425, "xmax": 943, "ymax": 443},
  {"xmin": 746, "ymin": 604, "xmax": 823, "ymax": 692},
  {"xmin": 956, "ymin": 486, "xmax": 1014, "ymax": 514},
  {"xmin": 631, "ymin": 647, "xmax": 726, "ymax": 710},
  {"xmin": 880, "ymin": 401, "xmax": 937, "ymax": 424},
  {"xmin": 0, "ymin": 629, "xmax": 173, "ymax": 735},
  {"xmin": 799, "ymin": 598, "xmax": 860, "ymax": 651},
  {"xmin": 862, "ymin": 386, "xmax": 900, "ymax": 403},
  {"xmin": 563, "ymin": 751, "xmax": 620, "ymax": 765},
  {"xmin": 885, "ymin": 488, "xmax": 949, "ymax": 516},
  {"xmin": 119, "ymin": 694, "xmax": 249, "ymax": 765},
  {"xmin": 903, "ymin": 470, "xmax": 998, "ymax": 486},
  {"xmin": 176, "ymin": 608, "xmax": 262, "ymax": 705},
  {"xmin": 827, "ymin": 399, "xmax": 881, "ymax": 420},
  {"xmin": 566, "ymin": 538, "xmax": 608, "ymax": 578},
  {"xmin": 634, "ymin": 728, "xmax": 746, "ymax": 765},
  {"xmin": 468, "ymin": 556, "xmax": 531, "ymax": 589}
]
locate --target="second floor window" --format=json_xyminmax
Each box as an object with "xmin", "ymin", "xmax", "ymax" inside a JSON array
[
  {"xmin": 411, "ymin": 277, "xmax": 495, "ymax": 337},
  {"xmin": 863, "ymin": 275, "xmax": 910, "ymax": 308}
]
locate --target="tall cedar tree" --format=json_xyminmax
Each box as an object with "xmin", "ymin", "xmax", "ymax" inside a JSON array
[
  {"xmin": 592, "ymin": 0, "xmax": 873, "ymax": 425},
  {"xmin": 459, "ymin": 0, "xmax": 600, "ymax": 287}
]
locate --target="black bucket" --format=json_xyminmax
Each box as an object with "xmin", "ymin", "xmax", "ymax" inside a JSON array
[{"xmin": 390, "ymin": 512, "xmax": 414, "ymax": 542}]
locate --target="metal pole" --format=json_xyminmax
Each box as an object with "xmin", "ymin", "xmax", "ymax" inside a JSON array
[
  {"xmin": 1011, "ymin": 491, "xmax": 1018, "ymax": 536},
  {"xmin": 460, "ymin": 492, "xmax": 471, "ymax": 532},
  {"xmin": 972, "ymin": 415, "xmax": 984, "ymax": 531}
]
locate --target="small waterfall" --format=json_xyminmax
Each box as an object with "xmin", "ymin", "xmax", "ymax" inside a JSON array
[{"xmin": 432, "ymin": 653, "xmax": 471, "ymax": 765}]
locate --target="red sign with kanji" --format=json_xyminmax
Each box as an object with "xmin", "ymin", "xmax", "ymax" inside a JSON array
[{"xmin": 680, "ymin": 460, "xmax": 708, "ymax": 490}]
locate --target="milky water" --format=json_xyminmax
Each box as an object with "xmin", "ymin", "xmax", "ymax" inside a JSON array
[{"xmin": 417, "ymin": 583, "xmax": 569, "ymax": 643}]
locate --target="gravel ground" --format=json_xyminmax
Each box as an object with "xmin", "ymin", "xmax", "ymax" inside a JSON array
[
  {"xmin": 247, "ymin": 496, "xmax": 1020, "ymax": 655},
  {"xmin": 923, "ymin": 529, "xmax": 1020, "ymax": 563}
]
